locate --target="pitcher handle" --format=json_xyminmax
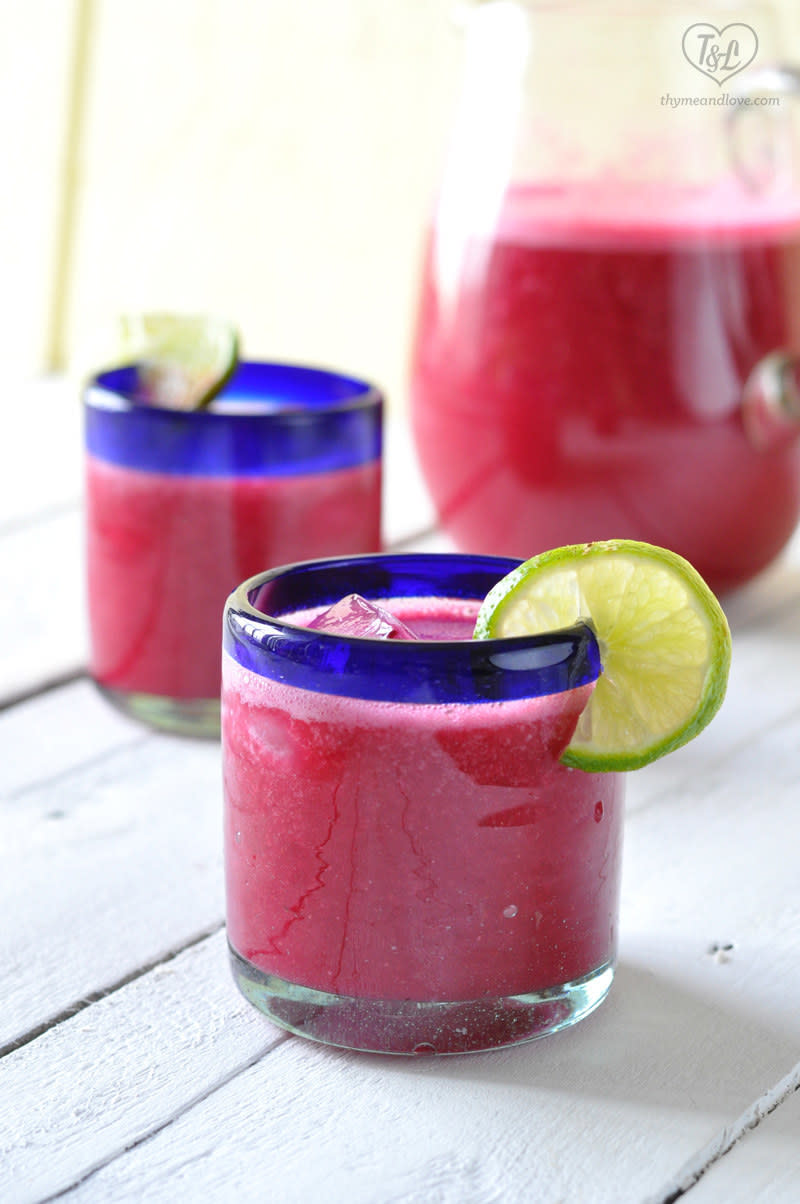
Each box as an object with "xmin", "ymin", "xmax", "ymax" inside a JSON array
[
  {"xmin": 728, "ymin": 63, "xmax": 800, "ymax": 191},
  {"xmin": 730, "ymin": 65, "xmax": 800, "ymax": 447},
  {"xmin": 742, "ymin": 353, "xmax": 800, "ymax": 450}
]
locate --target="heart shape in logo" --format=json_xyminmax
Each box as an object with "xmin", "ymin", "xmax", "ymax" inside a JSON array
[{"xmin": 682, "ymin": 23, "xmax": 758, "ymax": 86}]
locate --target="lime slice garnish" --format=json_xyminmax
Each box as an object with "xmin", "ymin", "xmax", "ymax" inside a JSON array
[
  {"xmin": 474, "ymin": 540, "xmax": 731, "ymax": 771},
  {"xmin": 117, "ymin": 313, "xmax": 239, "ymax": 409}
]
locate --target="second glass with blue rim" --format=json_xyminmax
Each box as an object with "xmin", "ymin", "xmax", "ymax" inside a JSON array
[
  {"xmin": 222, "ymin": 552, "xmax": 625, "ymax": 1055},
  {"xmin": 85, "ymin": 361, "xmax": 383, "ymax": 737}
]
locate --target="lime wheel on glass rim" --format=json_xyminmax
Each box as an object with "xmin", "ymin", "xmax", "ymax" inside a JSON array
[
  {"xmin": 116, "ymin": 313, "xmax": 239, "ymax": 409},
  {"xmin": 474, "ymin": 540, "xmax": 732, "ymax": 772}
]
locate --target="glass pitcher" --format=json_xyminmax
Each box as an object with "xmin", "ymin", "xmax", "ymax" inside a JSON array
[{"xmin": 410, "ymin": 0, "xmax": 800, "ymax": 592}]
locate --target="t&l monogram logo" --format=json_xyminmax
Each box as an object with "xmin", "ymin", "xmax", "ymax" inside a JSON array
[{"xmin": 682, "ymin": 23, "xmax": 759, "ymax": 86}]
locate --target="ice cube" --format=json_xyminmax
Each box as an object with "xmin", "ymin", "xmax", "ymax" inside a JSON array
[{"xmin": 306, "ymin": 593, "xmax": 419, "ymax": 639}]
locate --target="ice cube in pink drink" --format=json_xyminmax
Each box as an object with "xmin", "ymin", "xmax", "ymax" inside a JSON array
[{"xmin": 306, "ymin": 593, "xmax": 419, "ymax": 639}]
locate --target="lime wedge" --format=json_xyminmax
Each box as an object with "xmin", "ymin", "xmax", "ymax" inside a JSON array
[
  {"xmin": 474, "ymin": 540, "xmax": 731, "ymax": 771},
  {"xmin": 117, "ymin": 313, "xmax": 239, "ymax": 409}
]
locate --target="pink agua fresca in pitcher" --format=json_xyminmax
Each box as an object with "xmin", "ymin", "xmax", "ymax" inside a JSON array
[{"xmin": 410, "ymin": 0, "xmax": 800, "ymax": 594}]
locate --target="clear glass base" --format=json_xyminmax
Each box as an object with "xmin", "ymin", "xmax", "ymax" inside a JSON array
[
  {"xmin": 229, "ymin": 944, "xmax": 614, "ymax": 1056},
  {"xmin": 94, "ymin": 683, "xmax": 220, "ymax": 739}
]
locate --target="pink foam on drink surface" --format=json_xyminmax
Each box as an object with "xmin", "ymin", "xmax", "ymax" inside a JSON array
[{"xmin": 305, "ymin": 593, "xmax": 420, "ymax": 639}]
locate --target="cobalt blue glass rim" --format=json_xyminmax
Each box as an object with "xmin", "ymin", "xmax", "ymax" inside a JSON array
[
  {"xmin": 84, "ymin": 361, "xmax": 383, "ymax": 476},
  {"xmin": 223, "ymin": 552, "xmax": 601, "ymax": 704}
]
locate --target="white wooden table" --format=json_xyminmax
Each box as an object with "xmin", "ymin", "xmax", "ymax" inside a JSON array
[{"xmin": 2, "ymin": 377, "xmax": 800, "ymax": 1204}]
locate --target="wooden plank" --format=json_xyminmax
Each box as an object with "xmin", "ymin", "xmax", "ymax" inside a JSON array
[
  {"xmin": 624, "ymin": 584, "xmax": 800, "ymax": 815},
  {"xmin": 382, "ymin": 416, "xmax": 438, "ymax": 547},
  {"xmin": 1, "ymin": 679, "xmax": 142, "ymax": 798},
  {"xmin": 664, "ymin": 1077, "xmax": 800, "ymax": 1204},
  {"xmin": 0, "ymin": 932, "xmax": 286, "ymax": 1204},
  {"xmin": 0, "ymin": 377, "xmax": 83, "ymax": 526},
  {"xmin": 0, "ymin": 683, "xmax": 224, "ymax": 1049},
  {"xmin": 722, "ymin": 526, "xmax": 800, "ymax": 631},
  {"xmin": 0, "ymin": 507, "xmax": 87, "ymax": 705},
  {"xmin": 0, "ymin": 377, "xmax": 85, "ymax": 703},
  {"xmin": 9, "ymin": 935, "xmax": 798, "ymax": 1204}
]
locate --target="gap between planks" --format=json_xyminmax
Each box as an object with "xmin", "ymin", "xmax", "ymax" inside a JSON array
[
  {"xmin": 646, "ymin": 1063, "xmax": 800, "ymax": 1204},
  {"xmin": 0, "ymin": 922, "xmax": 227, "ymax": 1062},
  {"xmin": 37, "ymin": 1036, "xmax": 287, "ymax": 1204},
  {"xmin": 0, "ymin": 667, "xmax": 87, "ymax": 715}
]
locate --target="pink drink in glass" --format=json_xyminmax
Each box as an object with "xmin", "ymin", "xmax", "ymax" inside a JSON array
[
  {"xmin": 223, "ymin": 566, "xmax": 623, "ymax": 1054},
  {"xmin": 86, "ymin": 458, "xmax": 381, "ymax": 701},
  {"xmin": 84, "ymin": 361, "xmax": 383, "ymax": 736},
  {"xmin": 411, "ymin": 186, "xmax": 800, "ymax": 593}
]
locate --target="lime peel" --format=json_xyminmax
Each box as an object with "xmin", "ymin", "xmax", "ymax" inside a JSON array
[{"xmin": 474, "ymin": 540, "xmax": 731, "ymax": 772}]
